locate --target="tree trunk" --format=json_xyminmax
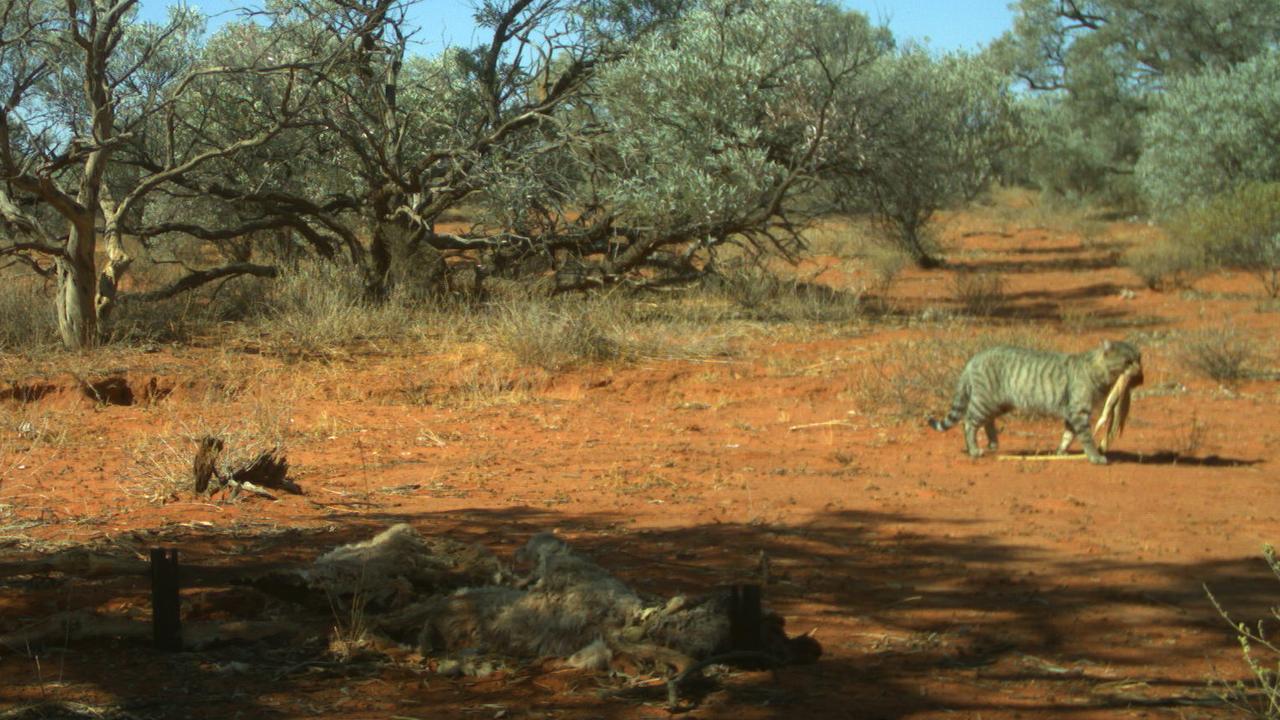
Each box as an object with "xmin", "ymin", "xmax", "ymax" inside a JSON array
[
  {"xmin": 55, "ymin": 223, "xmax": 99, "ymax": 349},
  {"xmin": 95, "ymin": 219, "xmax": 133, "ymax": 332},
  {"xmin": 364, "ymin": 206, "xmax": 407, "ymax": 301},
  {"xmin": 363, "ymin": 207, "xmax": 422, "ymax": 299},
  {"xmin": 900, "ymin": 218, "xmax": 942, "ymax": 270},
  {"xmin": 366, "ymin": 221, "xmax": 392, "ymax": 300}
]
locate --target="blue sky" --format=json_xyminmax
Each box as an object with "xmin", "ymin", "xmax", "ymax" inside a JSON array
[
  {"xmin": 852, "ymin": 1, "xmax": 1013, "ymax": 51},
  {"xmin": 138, "ymin": 1, "xmax": 1014, "ymax": 53}
]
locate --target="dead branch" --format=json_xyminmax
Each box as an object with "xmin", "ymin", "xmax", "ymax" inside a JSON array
[
  {"xmin": 997, "ymin": 453, "xmax": 1090, "ymax": 462},
  {"xmin": 788, "ymin": 419, "xmax": 855, "ymax": 431},
  {"xmin": 192, "ymin": 435, "xmax": 224, "ymax": 494},
  {"xmin": 127, "ymin": 263, "xmax": 279, "ymax": 302}
]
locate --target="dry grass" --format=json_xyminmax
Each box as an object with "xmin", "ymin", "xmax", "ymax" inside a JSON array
[
  {"xmin": 0, "ymin": 273, "xmax": 57, "ymax": 352},
  {"xmin": 847, "ymin": 328, "xmax": 1051, "ymax": 420},
  {"xmin": 711, "ymin": 265, "xmax": 864, "ymax": 324},
  {"xmin": 487, "ymin": 296, "xmax": 628, "ymax": 371},
  {"xmin": 435, "ymin": 359, "xmax": 540, "ymax": 409},
  {"xmin": 803, "ymin": 215, "xmax": 877, "ymax": 260},
  {"xmin": 971, "ymin": 186, "xmax": 1085, "ymax": 234},
  {"xmin": 951, "ymin": 271, "xmax": 1007, "ymax": 317},
  {"xmin": 0, "ymin": 404, "xmax": 72, "ymax": 484},
  {"xmin": 122, "ymin": 379, "xmax": 297, "ymax": 503},
  {"xmin": 486, "ymin": 293, "xmax": 741, "ymax": 371},
  {"xmin": 1058, "ymin": 304, "xmax": 1092, "ymax": 334},
  {"xmin": 1123, "ymin": 236, "xmax": 1203, "ymax": 291},
  {"xmin": 1172, "ymin": 412, "xmax": 1208, "ymax": 457},
  {"xmin": 1177, "ymin": 326, "xmax": 1259, "ymax": 384},
  {"xmin": 863, "ymin": 244, "xmax": 910, "ymax": 298},
  {"xmin": 250, "ymin": 259, "xmax": 415, "ymax": 353}
]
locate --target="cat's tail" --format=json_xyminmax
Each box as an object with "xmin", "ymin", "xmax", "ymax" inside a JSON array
[{"xmin": 928, "ymin": 377, "xmax": 969, "ymax": 432}]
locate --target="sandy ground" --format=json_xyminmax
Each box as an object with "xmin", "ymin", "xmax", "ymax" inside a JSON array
[{"xmin": 2, "ymin": 206, "xmax": 1278, "ymax": 719}]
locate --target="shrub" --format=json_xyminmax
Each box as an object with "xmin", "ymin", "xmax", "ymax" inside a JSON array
[
  {"xmin": 864, "ymin": 243, "xmax": 910, "ymax": 298},
  {"xmin": 713, "ymin": 265, "xmax": 863, "ymax": 323},
  {"xmin": 1168, "ymin": 183, "xmax": 1280, "ymax": 298},
  {"xmin": 951, "ymin": 271, "xmax": 1007, "ymax": 316},
  {"xmin": 836, "ymin": 50, "xmax": 1020, "ymax": 268},
  {"xmin": 1206, "ymin": 545, "xmax": 1280, "ymax": 720},
  {"xmin": 1139, "ymin": 50, "xmax": 1280, "ymax": 214},
  {"xmin": 252, "ymin": 258, "xmax": 431, "ymax": 352},
  {"xmin": 1123, "ymin": 236, "xmax": 1206, "ymax": 291},
  {"xmin": 1179, "ymin": 326, "xmax": 1258, "ymax": 383},
  {"xmin": 488, "ymin": 296, "xmax": 626, "ymax": 371}
]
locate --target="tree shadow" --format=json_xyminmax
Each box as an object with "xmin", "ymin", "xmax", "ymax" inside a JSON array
[
  {"xmin": 949, "ymin": 252, "xmax": 1123, "ymax": 275},
  {"xmin": 0, "ymin": 506, "xmax": 1271, "ymax": 718},
  {"xmin": 1107, "ymin": 451, "xmax": 1264, "ymax": 467}
]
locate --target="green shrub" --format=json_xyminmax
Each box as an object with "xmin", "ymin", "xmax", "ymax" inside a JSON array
[
  {"xmin": 1170, "ymin": 183, "xmax": 1280, "ymax": 298},
  {"xmin": 1140, "ymin": 51, "xmax": 1280, "ymax": 214},
  {"xmin": 1123, "ymin": 236, "xmax": 1206, "ymax": 291}
]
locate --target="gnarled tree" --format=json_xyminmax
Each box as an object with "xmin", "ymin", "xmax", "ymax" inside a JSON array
[{"xmin": 0, "ymin": 0, "xmax": 322, "ymax": 348}]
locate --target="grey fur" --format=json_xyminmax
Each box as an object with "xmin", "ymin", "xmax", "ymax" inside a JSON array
[{"xmin": 928, "ymin": 339, "xmax": 1143, "ymax": 465}]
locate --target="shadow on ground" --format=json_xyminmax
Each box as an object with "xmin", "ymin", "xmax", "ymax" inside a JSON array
[{"xmin": 0, "ymin": 507, "xmax": 1271, "ymax": 719}]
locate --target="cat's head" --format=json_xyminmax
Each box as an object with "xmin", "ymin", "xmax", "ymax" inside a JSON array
[{"xmin": 1100, "ymin": 339, "xmax": 1144, "ymax": 386}]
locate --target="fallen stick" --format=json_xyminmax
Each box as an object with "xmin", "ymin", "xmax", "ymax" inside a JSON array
[
  {"xmin": 230, "ymin": 479, "xmax": 278, "ymax": 501},
  {"xmin": 0, "ymin": 702, "xmax": 139, "ymax": 720},
  {"xmin": 997, "ymin": 453, "xmax": 1089, "ymax": 462},
  {"xmin": 788, "ymin": 419, "xmax": 855, "ymax": 432}
]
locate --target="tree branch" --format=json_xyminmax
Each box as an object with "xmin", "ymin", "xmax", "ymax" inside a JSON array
[{"xmin": 127, "ymin": 262, "xmax": 278, "ymax": 302}]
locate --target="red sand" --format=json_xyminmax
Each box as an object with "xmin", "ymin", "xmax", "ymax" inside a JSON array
[{"xmin": 1, "ymin": 210, "xmax": 1277, "ymax": 719}]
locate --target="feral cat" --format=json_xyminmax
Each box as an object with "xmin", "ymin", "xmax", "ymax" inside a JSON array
[{"xmin": 928, "ymin": 339, "xmax": 1143, "ymax": 464}]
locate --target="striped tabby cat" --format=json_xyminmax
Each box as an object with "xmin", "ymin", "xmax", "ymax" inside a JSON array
[{"xmin": 928, "ymin": 340, "xmax": 1143, "ymax": 464}]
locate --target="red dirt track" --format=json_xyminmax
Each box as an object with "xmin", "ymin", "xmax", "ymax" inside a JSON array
[{"xmin": 2, "ymin": 207, "xmax": 1278, "ymax": 719}]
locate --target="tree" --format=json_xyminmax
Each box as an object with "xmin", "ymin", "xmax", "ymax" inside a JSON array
[
  {"xmin": 831, "ymin": 48, "xmax": 1021, "ymax": 267},
  {"xmin": 0, "ymin": 1, "xmax": 318, "ymax": 349},
  {"xmin": 477, "ymin": 0, "xmax": 891, "ymax": 289},
  {"xmin": 993, "ymin": 0, "xmax": 1280, "ymax": 204},
  {"xmin": 1138, "ymin": 51, "xmax": 1280, "ymax": 213},
  {"xmin": 154, "ymin": 0, "xmax": 604, "ymax": 299}
]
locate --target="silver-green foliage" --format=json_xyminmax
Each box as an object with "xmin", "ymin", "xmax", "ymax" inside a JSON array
[
  {"xmin": 841, "ymin": 49, "xmax": 1020, "ymax": 265},
  {"xmin": 593, "ymin": 1, "xmax": 1017, "ymax": 270},
  {"xmin": 1139, "ymin": 51, "xmax": 1280, "ymax": 213},
  {"xmin": 1127, "ymin": 183, "xmax": 1280, "ymax": 297},
  {"xmin": 997, "ymin": 0, "xmax": 1280, "ymax": 205},
  {"xmin": 1016, "ymin": 91, "xmax": 1142, "ymax": 207},
  {"xmin": 593, "ymin": 0, "xmax": 883, "ymax": 242}
]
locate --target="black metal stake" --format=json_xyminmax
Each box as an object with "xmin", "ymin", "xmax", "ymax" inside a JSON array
[
  {"xmin": 150, "ymin": 548, "xmax": 182, "ymax": 651},
  {"xmin": 728, "ymin": 583, "xmax": 762, "ymax": 652}
]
